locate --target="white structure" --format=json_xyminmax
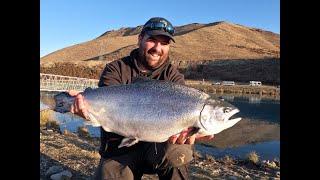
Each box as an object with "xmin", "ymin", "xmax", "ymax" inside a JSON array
[
  {"xmin": 211, "ymin": 81, "xmax": 221, "ymax": 85},
  {"xmin": 40, "ymin": 73, "xmax": 99, "ymax": 92},
  {"xmin": 221, "ymin": 81, "xmax": 235, "ymax": 86},
  {"xmin": 249, "ymin": 81, "xmax": 262, "ymax": 86}
]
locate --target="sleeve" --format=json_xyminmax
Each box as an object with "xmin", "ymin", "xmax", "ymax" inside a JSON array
[{"xmin": 98, "ymin": 61, "xmax": 122, "ymax": 87}]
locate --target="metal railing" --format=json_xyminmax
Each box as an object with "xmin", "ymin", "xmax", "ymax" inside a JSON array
[{"xmin": 40, "ymin": 73, "xmax": 99, "ymax": 92}]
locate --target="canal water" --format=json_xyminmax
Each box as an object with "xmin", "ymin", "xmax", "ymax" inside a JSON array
[{"xmin": 40, "ymin": 91, "xmax": 280, "ymax": 161}]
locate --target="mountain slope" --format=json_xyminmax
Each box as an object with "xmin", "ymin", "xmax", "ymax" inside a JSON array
[
  {"xmin": 40, "ymin": 21, "xmax": 279, "ymax": 66},
  {"xmin": 40, "ymin": 21, "xmax": 280, "ymax": 84}
]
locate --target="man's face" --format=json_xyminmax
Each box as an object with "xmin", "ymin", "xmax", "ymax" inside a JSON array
[{"xmin": 138, "ymin": 34, "xmax": 171, "ymax": 69}]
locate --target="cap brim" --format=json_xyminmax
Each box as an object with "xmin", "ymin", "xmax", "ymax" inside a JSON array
[{"xmin": 146, "ymin": 30, "xmax": 175, "ymax": 43}]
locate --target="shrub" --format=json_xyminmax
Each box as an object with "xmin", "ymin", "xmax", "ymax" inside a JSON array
[
  {"xmin": 40, "ymin": 110, "xmax": 51, "ymax": 127},
  {"xmin": 77, "ymin": 126, "xmax": 90, "ymax": 137},
  {"xmin": 246, "ymin": 151, "xmax": 260, "ymax": 164}
]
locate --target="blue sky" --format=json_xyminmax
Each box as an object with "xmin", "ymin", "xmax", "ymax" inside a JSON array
[{"xmin": 40, "ymin": 0, "xmax": 280, "ymax": 58}]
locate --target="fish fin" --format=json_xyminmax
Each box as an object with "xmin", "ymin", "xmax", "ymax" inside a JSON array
[
  {"xmin": 86, "ymin": 114, "xmax": 101, "ymax": 127},
  {"xmin": 118, "ymin": 137, "xmax": 139, "ymax": 148},
  {"xmin": 101, "ymin": 126, "xmax": 111, "ymax": 132},
  {"xmin": 184, "ymin": 127, "xmax": 201, "ymax": 140},
  {"xmin": 83, "ymin": 120, "xmax": 92, "ymax": 126}
]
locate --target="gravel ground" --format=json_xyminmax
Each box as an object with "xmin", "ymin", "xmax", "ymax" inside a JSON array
[{"xmin": 40, "ymin": 129, "xmax": 280, "ymax": 180}]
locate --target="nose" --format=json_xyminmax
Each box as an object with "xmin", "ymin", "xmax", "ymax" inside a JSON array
[{"xmin": 153, "ymin": 41, "xmax": 162, "ymax": 51}]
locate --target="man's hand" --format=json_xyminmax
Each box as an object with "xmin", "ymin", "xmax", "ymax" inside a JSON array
[
  {"xmin": 69, "ymin": 90, "xmax": 88, "ymax": 119},
  {"xmin": 168, "ymin": 127, "xmax": 214, "ymax": 145}
]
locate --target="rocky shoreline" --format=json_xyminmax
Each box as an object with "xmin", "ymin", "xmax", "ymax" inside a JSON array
[{"xmin": 40, "ymin": 128, "xmax": 280, "ymax": 180}]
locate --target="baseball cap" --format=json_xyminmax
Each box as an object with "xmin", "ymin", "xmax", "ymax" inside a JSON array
[{"xmin": 140, "ymin": 17, "xmax": 175, "ymax": 43}]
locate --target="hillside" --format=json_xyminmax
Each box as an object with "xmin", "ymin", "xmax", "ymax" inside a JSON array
[{"xmin": 40, "ymin": 21, "xmax": 280, "ymax": 84}]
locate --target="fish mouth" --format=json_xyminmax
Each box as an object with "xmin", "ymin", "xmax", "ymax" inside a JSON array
[{"xmin": 225, "ymin": 109, "xmax": 241, "ymax": 122}]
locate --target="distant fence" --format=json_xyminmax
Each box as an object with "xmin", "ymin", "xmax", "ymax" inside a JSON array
[{"xmin": 40, "ymin": 73, "xmax": 99, "ymax": 92}]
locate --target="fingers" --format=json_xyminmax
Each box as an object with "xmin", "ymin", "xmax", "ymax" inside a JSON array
[
  {"xmin": 195, "ymin": 134, "xmax": 214, "ymax": 141},
  {"xmin": 76, "ymin": 94, "xmax": 85, "ymax": 111},
  {"xmin": 175, "ymin": 128, "xmax": 189, "ymax": 144},
  {"xmin": 171, "ymin": 128, "xmax": 196, "ymax": 145},
  {"xmin": 168, "ymin": 135, "xmax": 178, "ymax": 144},
  {"xmin": 70, "ymin": 93, "xmax": 88, "ymax": 118},
  {"xmin": 70, "ymin": 99, "xmax": 75, "ymax": 113},
  {"xmin": 77, "ymin": 94, "xmax": 88, "ymax": 118},
  {"xmin": 69, "ymin": 90, "xmax": 80, "ymax": 96},
  {"xmin": 69, "ymin": 90, "xmax": 80, "ymax": 114},
  {"xmin": 185, "ymin": 135, "xmax": 196, "ymax": 145},
  {"xmin": 168, "ymin": 128, "xmax": 197, "ymax": 145},
  {"xmin": 169, "ymin": 129, "xmax": 214, "ymax": 145},
  {"xmin": 70, "ymin": 94, "xmax": 80, "ymax": 113}
]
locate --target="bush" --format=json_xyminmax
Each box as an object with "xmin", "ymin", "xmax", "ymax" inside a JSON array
[{"xmin": 246, "ymin": 151, "xmax": 260, "ymax": 164}]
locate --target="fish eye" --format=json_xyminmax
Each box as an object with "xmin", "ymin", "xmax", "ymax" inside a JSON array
[{"xmin": 223, "ymin": 108, "xmax": 231, "ymax": 113}]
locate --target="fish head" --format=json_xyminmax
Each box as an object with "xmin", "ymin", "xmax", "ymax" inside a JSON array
[{"xmin": 199, "ymin": 99, "xmax": 242, "ymax": 135}]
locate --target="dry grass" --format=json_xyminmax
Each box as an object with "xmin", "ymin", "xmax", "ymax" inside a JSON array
[
  {"xmin": 222, "ymin": 155, "xmax": 234, "ymax": 165},
  {"xmin": 205, "ymin": 154, "xmax": 215, "ymax": 162},
  {"xmin": 40, "ymin": 109, "xmax": 61, "ymax": 132},
  {"xmin": 40, "ymin": 109, "xmax": 51, "ymax": 127},
  {"xmin": 193, "ymin": 149, "xmax": 203, "ymax": 160},
  {"xmin": 246, "ymin": 151, "xmax": 260, "ymax": 164},
  {"xmin": 77, "ymin": 126, "xmax": 91, "ymax": 137},
  {"xmin": 46, "ymin": 120, "xmax": 61, "ymax": 133}
]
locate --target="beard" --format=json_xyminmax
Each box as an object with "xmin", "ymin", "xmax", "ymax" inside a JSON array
[{"xmin": 138, "ymin": 48, "xmax": 169, "ymax": 70}]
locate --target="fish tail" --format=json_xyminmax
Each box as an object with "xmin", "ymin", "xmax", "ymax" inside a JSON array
[{"xmin": 53, "ymin": 92, "xmax": 74, "ymax": 113}]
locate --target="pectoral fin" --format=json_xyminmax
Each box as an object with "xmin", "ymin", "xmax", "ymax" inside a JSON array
[
  {"xmin": 184, "ymin": 127, "xmax": 201, "ymax": 140},
  {"xmin": 86, "ymin": 114, "xmax": 101, "ymax": 127},
  {"xmin": 118, "ymin": 137, "xmax": 139, "ymax": 148}
]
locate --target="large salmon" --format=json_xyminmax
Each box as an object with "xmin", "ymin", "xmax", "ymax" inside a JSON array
[{"xmin": 54, "ymin": 78, "xmax": 242, "ymax": 148}]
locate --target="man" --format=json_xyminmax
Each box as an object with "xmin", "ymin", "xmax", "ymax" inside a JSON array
[{"xmin": 70, "ymin": 17, "xmax": 214, "ymax": 180}]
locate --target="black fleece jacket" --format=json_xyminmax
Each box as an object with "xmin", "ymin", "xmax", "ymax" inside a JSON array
[{"xmin": 97, "ymin": 48, "xmax": 185, "ymax": 158}]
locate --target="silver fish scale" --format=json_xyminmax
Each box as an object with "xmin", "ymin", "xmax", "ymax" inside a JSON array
[{"xmin": 82, "ymin": 81, "xmax": 211, "ymax": 142}]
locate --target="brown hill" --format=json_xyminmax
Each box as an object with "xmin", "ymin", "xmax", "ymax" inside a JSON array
[{"xmin": 40, "ymin": 21, "xmax": 280, "ymax": 84}]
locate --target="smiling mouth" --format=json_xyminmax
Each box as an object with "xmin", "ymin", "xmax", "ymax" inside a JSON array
[
  {"xmin": 149, "ymin": 52, "xmax": 160, "ymax": 57},
  {"xmin": 148, "ymin": 49, "xmax": 162, "ymax": 57}
]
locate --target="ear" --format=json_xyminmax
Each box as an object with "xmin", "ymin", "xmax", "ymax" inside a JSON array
[{"xmin": 138, "ymin": 34, "xmax": 143, "ymax": 45}]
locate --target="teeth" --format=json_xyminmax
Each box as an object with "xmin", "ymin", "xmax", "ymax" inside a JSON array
[{"xmin": 149, "ymin": 52, "xmax": 160, "ymax": 57}]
